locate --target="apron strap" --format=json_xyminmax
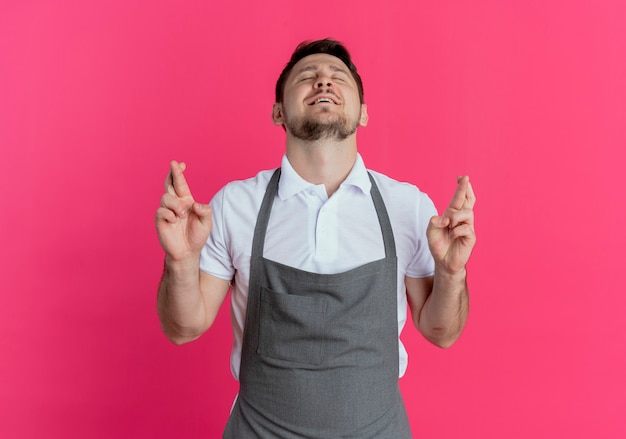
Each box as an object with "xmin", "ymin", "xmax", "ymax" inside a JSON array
[
  {"xmin": 368, "ymin": 172, "xmax": 397, "ymax": 259},
  {"xmin": 251, "ymin": 168, "xmax": 281, "ymax": 259}
]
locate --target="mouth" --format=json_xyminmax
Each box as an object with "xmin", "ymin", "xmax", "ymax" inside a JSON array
[{"xmin": 307, "ymin": 94, "xmax": 340, "ymax": 105}]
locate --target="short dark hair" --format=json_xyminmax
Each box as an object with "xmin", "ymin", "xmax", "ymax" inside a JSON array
[{"xmin": 275, "ymin": 38, "xmax": 364, "ymax": 104}]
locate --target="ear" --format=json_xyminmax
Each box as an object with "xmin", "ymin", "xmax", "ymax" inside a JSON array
[
  {"xmin": 272, "ymin": 103, "xmax": 284, "ymax": 126},
  {"xmin": 359, "ymin": 103, "xmax": 369, "ymax": 127}
]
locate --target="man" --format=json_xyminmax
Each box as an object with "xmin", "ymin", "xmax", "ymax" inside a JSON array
[{"xmin": 156, "ymin": 39, "xmax": 476, "ymax": 438}]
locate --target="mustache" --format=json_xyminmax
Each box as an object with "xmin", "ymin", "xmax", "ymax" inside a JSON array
[{"xmin": 310, "ymin": 88, "xmax": 339, "ymax": 99}]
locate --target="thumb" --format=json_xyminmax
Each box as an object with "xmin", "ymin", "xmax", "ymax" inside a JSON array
[
  {"xmin": 428, "ymin": 215, "xmax": 450, "ymax": 230},
  {"xmin": 192, "ymin": 203, "xmax": 212, "ymax": 226}
]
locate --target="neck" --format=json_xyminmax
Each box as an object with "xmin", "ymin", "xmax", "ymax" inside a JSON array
[{"xmin": 285, "ymin": 133, "xmax": 358, "ymax": 196}]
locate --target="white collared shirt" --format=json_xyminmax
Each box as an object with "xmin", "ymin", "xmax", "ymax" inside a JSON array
[{"xmin": 200, "ymin": 154, "xmax": 437, "ymax": 379}]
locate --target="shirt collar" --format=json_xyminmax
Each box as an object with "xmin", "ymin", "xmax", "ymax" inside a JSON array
[
  {"xmin": 278, "ymin": 153, "xmax": 371, "ymax": 200},
  {"xmin": 340, "ymin": 153, "xmax": 372, "ymax": 194}
]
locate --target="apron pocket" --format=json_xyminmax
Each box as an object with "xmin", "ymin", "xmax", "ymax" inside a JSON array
[{"xmin": 257, "ymin": 286, "xmax": 328, "ymax": 365}]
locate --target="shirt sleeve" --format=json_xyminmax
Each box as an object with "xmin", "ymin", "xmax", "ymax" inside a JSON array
[
  {"xmin": 199, "ymin": 187, "xmax": 235, "ymax": 281},
  {"xmin": 405, "ymin": 192, "xmax": 437, "ymax": 279}
]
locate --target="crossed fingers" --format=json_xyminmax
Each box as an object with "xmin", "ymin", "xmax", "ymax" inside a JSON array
[
  {"xmin": 160, "ymin": 161, "xmax": 194, "ymax": 219},
  {"xmin": 444, "ymin": 176, "xmax": 476, "ymax": 235},
  {"xmin": 449, "ymin": 176, "xmax": 476, "ymax": 211},
  {"xmin": 164, "ymin": 161, "xmax": 191, "ymax": 197}
]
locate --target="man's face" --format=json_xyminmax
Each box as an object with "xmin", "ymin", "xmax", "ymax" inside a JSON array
[{"xmin": 273, "ymin": 53, "xmax": 368, "ymax": 141}]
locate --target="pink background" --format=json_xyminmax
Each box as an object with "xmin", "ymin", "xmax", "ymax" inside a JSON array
[{"xmin": 1, "ymin": 1, "xmax": 625, "ymax": 437}]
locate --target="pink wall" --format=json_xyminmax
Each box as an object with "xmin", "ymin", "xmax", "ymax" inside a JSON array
[{"xmin": 1, "ymin": 1, "xmax": 625, "ymax": 437}]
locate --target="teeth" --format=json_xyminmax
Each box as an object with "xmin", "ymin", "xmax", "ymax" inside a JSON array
[{"xmin": 316, "ymin": 98, "xmax": 332, "ymax": 103}]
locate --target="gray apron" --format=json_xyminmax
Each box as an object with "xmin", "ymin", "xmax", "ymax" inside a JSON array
[{"xmin": 224, "ymin": 169, "xmax": 411, "ymax": 438}]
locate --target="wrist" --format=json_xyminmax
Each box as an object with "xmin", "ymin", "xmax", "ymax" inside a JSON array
[
  {"xmin": 434, "ymin": 264, "xmax": 467, "ymax": 280},
  {"xmin": 164, "ymin": 253, "xmax": 200, "ymax": 275}
]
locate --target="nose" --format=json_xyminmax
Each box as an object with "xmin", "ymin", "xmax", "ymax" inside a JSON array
[{"xmin": 315, "ymin": 77, "xmax": 333, "ymax": 89}]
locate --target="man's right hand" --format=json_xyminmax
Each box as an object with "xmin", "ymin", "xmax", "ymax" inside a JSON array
[{"xmin": 155, "ymin": 160, "xmax": 212, "ymax": 262}]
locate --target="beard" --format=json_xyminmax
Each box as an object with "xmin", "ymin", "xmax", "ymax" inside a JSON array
[{"xmin": 284, "ymin": 109, "xmax": 360, "ymax": 142}]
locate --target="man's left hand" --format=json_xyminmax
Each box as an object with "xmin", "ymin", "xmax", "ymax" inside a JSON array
[{"xmin": 427, "ymin": 176, "xmax": 477, "ymax": 274}]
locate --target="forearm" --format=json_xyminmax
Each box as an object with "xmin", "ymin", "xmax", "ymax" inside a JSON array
[
  {"xmin": 157, "ymin": 255, "xmax": 207, "ymax": 344},
  {"xmin": 418, "ymin": 267, "xmax": 469, "ymax": 348}
]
